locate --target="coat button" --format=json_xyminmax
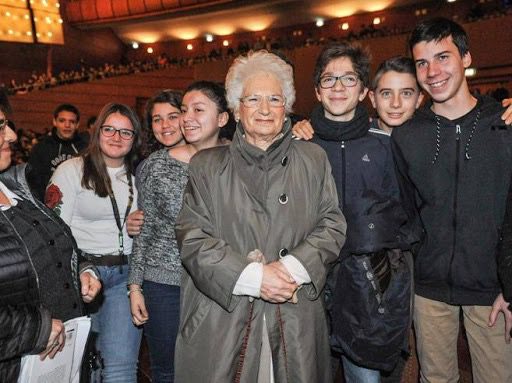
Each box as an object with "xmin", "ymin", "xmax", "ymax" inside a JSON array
[
  {"xmin": 72, "ymin": 303, "xmax": 78, "ymax": 309},
  {"xmin": 366, "ymin": 271, "xmax": 374, "ymax": 280},
  {"xmin": 32, "ymin": 220, "xmax": 40, "ymax": 226},
  {"xmin": 278, "ymin": 193, "xmax": 288, "ymax": 205},
  {"xmin": 64, "ymin": 282, "xmax": 70, "ymax": 289},
  {"xmin": 56, "ymin": 262, "xmax": 63, "ymax": 268},
  {"xmin": 378, "ymin": 306, "xmax": 385, "ymax": 314},
  {"xmin": 278, "ymin": 248, "xmax": 288, "ymax": 258},
  {"xmin": 281, "ymin": 156, "xmax": 288, "ymax": 166},
  {"xmin": 368, "ymin": 223, "xmax": 375, "ymax": 230},
  {"xmin": 48, "ymin": 239, "xmax": 55, "ymax": 246}
]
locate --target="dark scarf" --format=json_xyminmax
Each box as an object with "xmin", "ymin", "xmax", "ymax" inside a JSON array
[{"xmin": 311, "ymin": 103, "xmax": 369, "ymax": 141}]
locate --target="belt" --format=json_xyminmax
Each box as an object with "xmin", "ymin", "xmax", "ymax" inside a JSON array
[{"xmin": 80, "ymin": 252, "xmax": 128, "ymax": 266}]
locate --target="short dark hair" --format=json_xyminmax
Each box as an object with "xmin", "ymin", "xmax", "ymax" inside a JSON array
[
  {"xmin": 0, "ymin": 89, "xmax": 12, "ymax": 115},
  {"xmin": 184, "ymin": 81, "xmax": 228, "ymax": 114},
  {"xmin": 53, "ymin": 103, "xmax": 80, "ymax": 122},
  {"xmin": 313, "ymin": 42, "xmax": 371, "ymax": 88},
  {"xmin": 371, "ymin": 56, "xmax": 418, "ymax": 90},
  {"xmin": 409, "ymin": 17, "xmax": 469, "ymax": 57},
  {"xmin": 143, "ymin": 89, "xmax": 182, "ymax": 156}
]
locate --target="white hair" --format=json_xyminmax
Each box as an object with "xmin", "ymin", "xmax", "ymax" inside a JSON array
[{"xmin": 225, "ymin": 50, "xmax": 296, "ymax": 115}]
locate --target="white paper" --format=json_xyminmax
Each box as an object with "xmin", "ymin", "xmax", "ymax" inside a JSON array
[{"xmin": 18, "ymin": 316, "xmax": 91, "ymax": 383}]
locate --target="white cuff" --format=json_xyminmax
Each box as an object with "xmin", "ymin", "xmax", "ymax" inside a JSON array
[
  {"xmin": 233, "ymin": 262, "xmax": 263, "ymax": 297},
  {"xmin": 280, "ymin": 255, "xmax": 311, "ymax": 285},
  {"xmin": 80, "ymin": 269, "xmax": 99, "ymax": 279}
]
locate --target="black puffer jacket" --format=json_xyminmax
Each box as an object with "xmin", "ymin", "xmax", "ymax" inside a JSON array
[
  {"xmin": 392, "ymin": 95, "xmax": 512, "ymax": 305},
  {"xmin": 311, "ymin": 104, "xmax": 415, "ymax": 371},
  {"xmin": 0, "ymin": 164, "xmax": 84, "ymax": 382}
]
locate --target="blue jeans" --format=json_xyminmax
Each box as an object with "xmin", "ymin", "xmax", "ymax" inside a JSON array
[
  {"xmin": 342, "ymin": 355, "xmax": 381, "ymax": 383},
  {"xmin": 143, "ymin": 281, "xmax": 180, "ymax": 383},
  {"xmin": 90, "ymin": 265, "xmax": 142, "ymax": 383}
]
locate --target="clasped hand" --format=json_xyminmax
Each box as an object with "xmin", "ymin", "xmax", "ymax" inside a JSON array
[{"xmin": 260, "ymin": 261, "xmax": 298, "ymax": 303}]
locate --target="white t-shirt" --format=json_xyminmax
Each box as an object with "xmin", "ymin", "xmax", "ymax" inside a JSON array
[{"xmin": 49, "ymin": 157, "xmax": 138, "ymax": 255}]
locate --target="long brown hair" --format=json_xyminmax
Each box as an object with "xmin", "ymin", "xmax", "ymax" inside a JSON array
[{"xmin": 82, "ymin": 103, "xmax": 142, "ymax": 197}]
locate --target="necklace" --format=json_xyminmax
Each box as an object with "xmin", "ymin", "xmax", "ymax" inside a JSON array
[{"xmin": 432, "ymin": 108, "xmax": 481, "ymax": 164}]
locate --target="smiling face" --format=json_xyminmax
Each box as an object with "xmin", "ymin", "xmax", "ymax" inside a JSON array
[
  {"xmin": 237, "ymin": 72, "xmax": 286, "ymax": 149},
  {"xmin": 369, "ymin": 71, "xmax": 424, "ymax": 132},
  {"xmin": 151, "ymin": 102, "xmax": 183, "ymax": 147},
  {"xmin": 99, "ymin": 112, "xmax": 135, "ymax": 167},
  {"xmin": 413, "ymin": 36, "xmax": 471, "ymax": 106},
  {"xmin": 315, "ymin": 56, "xmax": 368, "ymax": 122},
  {"xmin": 0, "ymin": 111, "xmax": 17, "ymax": 171},
  {"xmin": 180, "ymin": 90, "xmax": 226, "ymax": 149},
  {"xmin": 53, "ymin": 110, "xmax": 79, "ymax": 140}
]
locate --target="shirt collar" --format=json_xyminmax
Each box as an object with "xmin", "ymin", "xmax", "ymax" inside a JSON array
[{"xmin": 0, "ymin": 180, "xmax": 21, "ymax": 211}]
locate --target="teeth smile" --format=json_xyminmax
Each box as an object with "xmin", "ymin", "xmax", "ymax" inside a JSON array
[{"xmin": 430, "ymin": 80, "xmax": 447, "ymax": 88}]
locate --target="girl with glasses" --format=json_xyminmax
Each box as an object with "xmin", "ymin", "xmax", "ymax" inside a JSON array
[
  {"xmin": 127, "ymin": 81, "xmax": 228, "ymax": 382},
  {"xmin": 46, "ymin": 103, "xmax": 143, "ymax": 382}
]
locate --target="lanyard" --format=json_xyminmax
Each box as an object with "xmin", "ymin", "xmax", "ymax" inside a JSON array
[{"xmin": 108, "ymin": 172, "xmax": 133, "ymax": 257}]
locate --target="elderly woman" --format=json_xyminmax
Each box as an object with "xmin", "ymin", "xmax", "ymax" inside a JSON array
[
  {"xmin": 175, "ymin": 50, "xmax": 346, "ymax": 382},
  {"xmin": 0, "ymin": 96, "xmax": 100, "ymax": 381}
]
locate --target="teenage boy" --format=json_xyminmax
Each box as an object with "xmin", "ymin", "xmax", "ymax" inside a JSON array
[
  {"xmin": 293, "ymin": 54, "xmax": 424, "ymax": 382},
  {"xmin": 391, "ymin": 17, "xmax": 512, "ymax": 382},
  {"xmin": 294, "ymin": 43, "xmax": 417, "ymax": 382},
  {"xmin": 27, "ymin": 103, "xmax": 88, "ymax": 200}
]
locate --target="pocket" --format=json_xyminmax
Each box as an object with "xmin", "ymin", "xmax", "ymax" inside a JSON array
[{"xmin": 180, "ymin": 291, "xmax": 213, "ymax": 343}]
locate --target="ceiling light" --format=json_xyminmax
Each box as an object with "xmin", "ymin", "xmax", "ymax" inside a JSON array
[
  {"xmin": 187, "ymin": 43, "xmax": 193, "ymax": 50},
  {"xmin": 316, "ymin": 18, "xmax": 324, "ymax": 27},
  {"xmin": 132, "ymin": 42, "xmax": 139, "ymax": 49},
  {"xmin": 465, "ymin": 68, "xmax": 477, "ymax": 77},
  {"xmin": 223, "ymin": 40, "xmax": 229, "ymax": 47},
  {"xmin": 447, "ymin": 0, "xmax": 456, "ymax": 2},
  {"xmin": 373, "ymin": 17, "xmax": 381, "ymax": 25},
  {"xmin": 205, "ymin": 34, "xmax": 214, "ymax": 42},
  {"xmin": 147, "ymin": 47, "xmax": 153, "ymax": 54},
  {"xmin": 341, "ymin": 22, "xmax": 349, "ymax": 30}
]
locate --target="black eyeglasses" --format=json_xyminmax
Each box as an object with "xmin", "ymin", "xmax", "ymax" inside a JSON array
[
  {"xmin": 100, "ymin": 125, "xmax": 136, "ymax": 140},
  {"xmin": 319, "ymin": 74, "xmax": 359, "ymax": 89},
  {"xmin": 0, "ymin": 118, "xmax": 8, "ymax": 133}
]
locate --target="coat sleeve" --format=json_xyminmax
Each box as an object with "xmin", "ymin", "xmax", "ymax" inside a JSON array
[
  {"xmin": 391, "ymin": 131, "xmax": 423, "ymax": 248},
  {"xmin": 176, "ymin": 164, "xmax": 250, "ymax": 312},
  {"xmin": 498, "ymin": 172, "xmax": 512, "ymax": 303},
  {"xmin": 0, "ymin": 304, "xmax": 52, "ymax": 362},
  {"xmin": 27, "ymin": 142, "xmax": 51, "ymax": 202},
  {"xmin": 286, "ymin": 153, "xmax": 346, "ymax": 300}
]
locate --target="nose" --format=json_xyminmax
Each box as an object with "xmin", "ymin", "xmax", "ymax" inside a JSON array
[
  {"xmin": 332, "ymin": 77, "xmax": 346, "ymax": 91},
  {"xmin": 3, "ymin": 125, "xmax": 17, "ymax": 143},
  {"xmin": 258, "ymin": 98, "xmax": 271, "ymax": 115},
  {"xmin": 427, "ymin": 61, "xmax": 440, "ymax": 78},
  {"xmin": 391, "ymin": 93, "xmax": 402, "ymax": 108}
]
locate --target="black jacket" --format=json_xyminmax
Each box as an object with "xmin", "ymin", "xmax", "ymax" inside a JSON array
[
  {"xmin": 392, "ymin": 95, "xmax": 512, "ymax": 306},
  {"xmin": 498, "ymin": 173, "xmax": 512, "ymax": 303},
  {"xmin": 27, "ymin": 128, "xmax": 88, "ymax": 201},
  {"xmin": 0, "ymin": 164, "xmax": 85, "ymax": 382},
  {"xmin": 311, "ymin": 104, "xmax": 414, "ymax": 371}
]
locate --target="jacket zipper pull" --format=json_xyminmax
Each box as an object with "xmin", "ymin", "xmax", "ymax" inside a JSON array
[{"xmin": 455, "ymin": 124, "xmax": 461, "ymax": 140}]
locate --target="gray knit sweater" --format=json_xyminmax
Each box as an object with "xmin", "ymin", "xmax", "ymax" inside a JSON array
[{"xmin": 128, "ymin": 149, "xmax": 189, "ymax": 286}]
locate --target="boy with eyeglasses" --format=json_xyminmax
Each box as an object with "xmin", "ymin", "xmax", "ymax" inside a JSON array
[{"xmin": 294, "ymin": 42, "xmax": 417, "ymax": 382}]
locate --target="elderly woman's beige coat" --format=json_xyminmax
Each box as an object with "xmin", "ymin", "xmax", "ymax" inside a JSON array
[{"xmin": 175, "ymin": 123, "xmax": 346, "ymax": 383}]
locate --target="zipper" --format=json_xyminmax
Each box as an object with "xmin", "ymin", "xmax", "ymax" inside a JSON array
[
  {"xmin": 448, "ymin": 124, "xmax": 461, "ymax": 299},
  {"xmin": 341, "ymin": 141, "xmax": 346, "ymax": 209}
]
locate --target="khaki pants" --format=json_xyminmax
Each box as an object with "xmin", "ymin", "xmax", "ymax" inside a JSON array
[{"xmin": 414, "ymin": 295, "xmax": 512, "ymax": 383}]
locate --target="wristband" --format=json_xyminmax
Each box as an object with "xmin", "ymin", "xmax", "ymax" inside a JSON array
[{"xmin": 127, "ymin": 288, "xmax": 143, "ymax": 297}]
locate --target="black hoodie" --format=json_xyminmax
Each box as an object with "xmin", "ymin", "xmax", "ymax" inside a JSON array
[
  {"xmin": 392, "ymin": 95, "xmax": 512, "ymax": 305},
  {"xmin": 27, "ymin": 128, "xmax": 88, "ymax": 201}
]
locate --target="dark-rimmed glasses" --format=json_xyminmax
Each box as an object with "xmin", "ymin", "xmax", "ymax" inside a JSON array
[
  {"xmin": 0, "ymin": 118, "xmax": 8, "ymax": 134},
  {"xmin": 240, "ymin": 95, "xmax": 286, "ymax": 108},
  {"xmin": 100, "ymin": 125, "xmax": 136, "ymax": 140},
  {"xmin": 319, "ymin": 74, "xmax": 359, "ymax": 89}
]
